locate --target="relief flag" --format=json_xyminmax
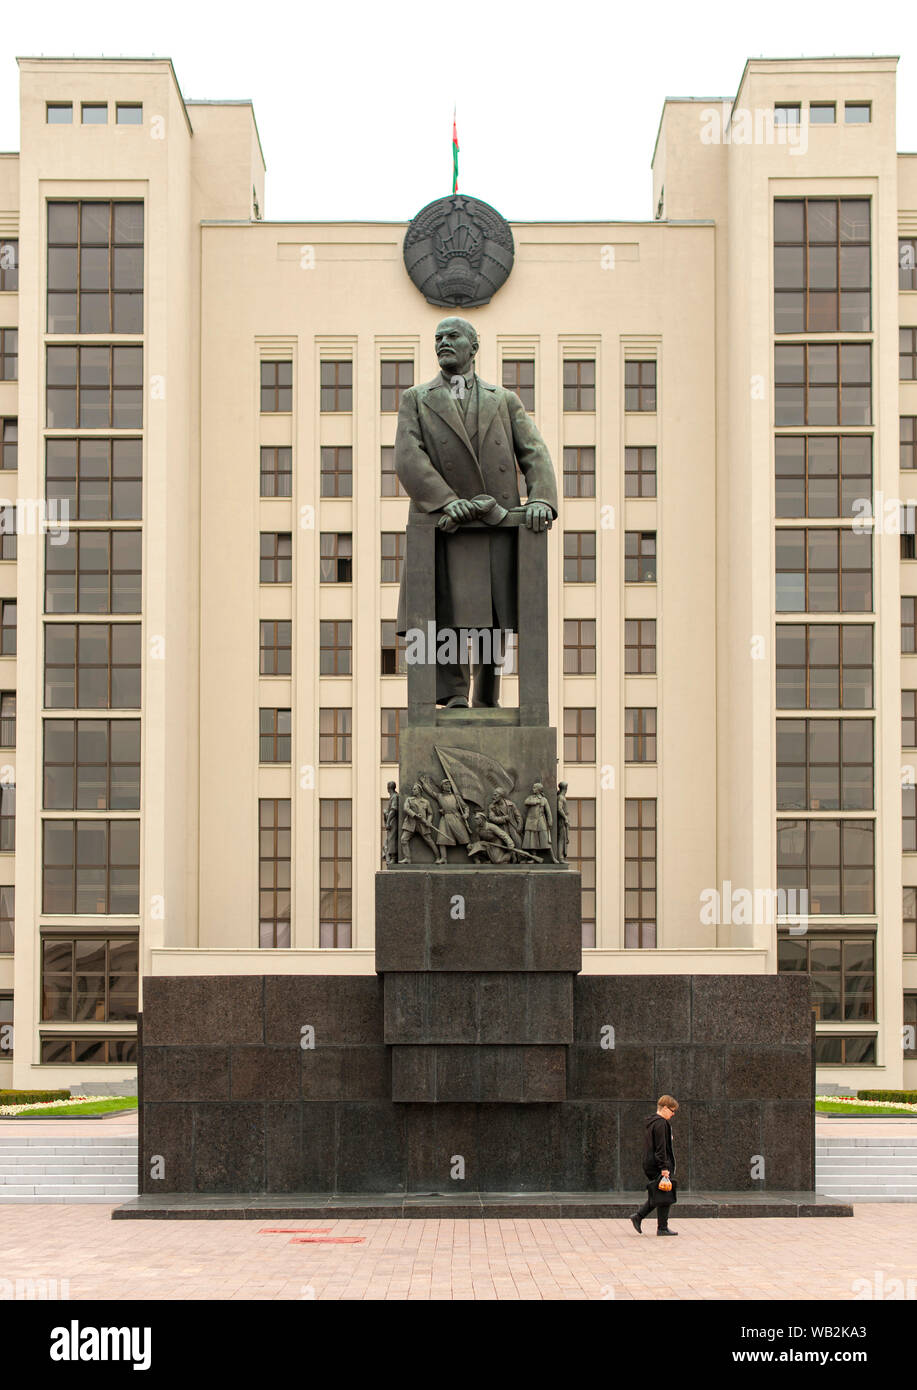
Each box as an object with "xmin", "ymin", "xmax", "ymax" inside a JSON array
[
  {"xmin": 452, "ymin": 109, "xmax": 459, "ymax": 194},
  {"xmin": 435, "ymin": 745, "xmax": 515, "ymax": 811}
]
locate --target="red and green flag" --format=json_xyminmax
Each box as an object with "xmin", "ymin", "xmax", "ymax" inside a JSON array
[{"xmin": 452, "ymin": 110, "xmax": 459, "ymax": 194}]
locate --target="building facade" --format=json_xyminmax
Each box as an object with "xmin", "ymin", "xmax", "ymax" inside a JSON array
[{"xmin": 0, "ymin": 54, "xmax": 915, "ymax": 1093}]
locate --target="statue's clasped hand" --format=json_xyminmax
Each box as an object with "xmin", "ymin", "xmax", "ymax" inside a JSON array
[{"xmin": 524, "ymin": 500, "xmax": 553, "ymax": 533}]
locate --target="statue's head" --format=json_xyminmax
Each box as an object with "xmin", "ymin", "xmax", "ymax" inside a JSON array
[
  {"xmin": 558, "ymin": 781, "xmax": 567, "ymax": 793},
  {"xmin": 533, "ymin": 782, "xmax": 543, "ymax": 793},
  {"xmin": 411, "ymin": 782, "xmax": 422, "ymax": 795},
  {"xmin": 435, "ymin": 316, "xmax": 478, "ymax": 377},
  {"xmin": 474, "ymin": 811, "xmax": 486, "ymax": 826}
]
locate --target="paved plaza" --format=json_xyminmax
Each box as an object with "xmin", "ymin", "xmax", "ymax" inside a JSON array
[
  {"xmin": 1, "ymin": 1116, "xmax": 914, "ymax": 1300},
  {"xmin": 0, "ymin": 1202, "xmax": 913, "ymax": 1301}
]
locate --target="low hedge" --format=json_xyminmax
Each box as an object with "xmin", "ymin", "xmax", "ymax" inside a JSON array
[
  {"xmin": 857, "ymin": 1090, "xmax": 917, "ymax": 1104},
  {"xmin": 0, "ymin": 1090, "xmax": 71, "ymax": 1105}
]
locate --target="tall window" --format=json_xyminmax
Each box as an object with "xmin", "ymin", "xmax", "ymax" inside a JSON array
[
  {"xmin": 0, "ymin": 784, "xmax": 14, "ymax": 851},
  {"xmin": 905, "ymin": 889, "xmax": 917, "ymax": 954},
  {"xmin": 563, "ymin": 531, "xmax": 596, "ymax": 583},
  {"xmin": 775, "ymin": 529, "xmax": 871, "ymax": 612},
  {"xmin": 381, "ymin": 532, "xmax": 405, "ymax": 584},
  {"xmin": 0, "ymin": 419, "xmax": 16, "ymax": 471},
  {"xmin": 902, "ymin": 418, "xmax": 917, "ymax": 472},
  {"xmin": 259, "ymin": 620, "xmax": 292, "ymax": 676},
  {"xmin": 778, "ymin": 935, "xmax": 875, "ymax": 1020},
  {"xmin": 775, "ymin": 436, "xmax": 871, "ymax": 518},
  {"xmin": 624, "ymin": 361, "xmax": 657, "ymax": 412},
  {"xmin": 381, "ymin": 446, "xmax": 407, "ymax": 497},
  {"xmin": 260, "ymin": 446, "xmax": 292, "ymax": 498},
  {"xmin": 42, "ymin": 819, "xmax": 140, "ymax": 913},
  {"xmin": 320, "ymin": 532, "xmax": 352, "ymax": 583},
  {"xmin": 260, "ymin": 532, "xmax": 292, "ymax": 585},
  {"xmin": 46, "ymin": 202, "xmax": 143, "ymax": 333},
  {"xmin": 776, "ymin": 818, "xmax": 874, "ymax": 913},
  {"xmin": 776, "ymin": 718, "xmax": 873, "ymax": 811},
  {"xmin": 0, "ymin": 693, "xmax": 14, "ymax": 747},
  {"xmin": 775, "ymin": 343, "xmax": 871, "ymax": 426},
  {"xmin": 380, "ymin": 619, "xmax": 406, "ymax": 675},
  {"xmin": 566, "ymin": 797, "xmax": 596, "ymax": 948},
  {"xmin": 901, "ymin": 329, "xmax": 917, "ymax": 382},
  {"xmin": 563, "ymin": 707, "xmax": 596, "ymax": 763},
  {"xmin": 319, "ymin": 799, "xmax": 352, "ymax": 947},
  {"xmin": 260, "ymin": 361, "xmax": 292, "ymax": 412},
  {"xmin": 320, "ymin": 621, "xmax": 352, "ymax": 675},
  {"xmin": 45, "ymin": 532, "xmax": 142, "ymax": 613},
  {"xmin": 0, "ymin": 885, "xmax": 12, "ymax": 953},
  {"xmin": 901, "ymin": 238, "xmax": 917, "ymax": 292},
  {"xmin": 320, "ymin": 446, "xmax": 351, "ymax": 498},
  {"xmin": 773, "ymin": 198, "xmax": 870, "ymax": 333},
  {"xmin": 0, "ymin": 508, "xmax": 16, "ymax": 561},
  {"xmin": 563, "ymin": 360, "xmax": 595, "ymax": 411},
  {"xmin": 44, "ymin": 623, "xmax": 141, "ymax": 708},
  {"xmin": 319, "ymin": 708, "xmax": 352, "ymax": 763},
  {"xmin": 563, "ymin": 619, "xmax": 596, "ymax": 675},
  {"xmin": 624, "ymin": 619, "xmax": 656, "ymax": 675},
  {"xmin": 562, "ymin": 446, "xmax": 595, "ymax": 498},
  {"xmin": 43, "ymin": 718, "xmax": 141, "ymax": 810},
  {"xmin": 625, "ymin": 531, "xmax": 656, "ymax": 583},
  {"xmin": 0, "ymin": 238, "xmax": 18, "ymax": 291},
  {"xmin": 777, "ymin": 623, "xmax": 872, "ymax": 709},
  {"xmin": 320, "ymin": 361, "xmax": 352, "ymax": 412},
  {"xmin": 380, "ymin": 360, "xmax": 413, "ymax": 412},
  {"xmin": 906, "ymin": 786, "xmax": 917, "ymax": 853},
  {"xmin": 625, "ymin": 798, "xmax": 657, "ymax": 948},
  {"xmin": 259, "ymin": 798, "xmax": 291, "ymax": 948},
  {"xmin": 259, "ymin": 708, "xmax": 291, "ymax": 763},
  {"xmin": 625, "ymin": 446, "xmax": 657, "ymax": 498},
  {"xmin": 503, "ymin": 360, "xmax": 535, "ymax": 411},
  {"xmin": 41, "ymin": 936, "xmax": 138, "ymax": 1022},
  {"xmin": 46, "ymin": 345, "xmax": 143, "ymax": 428},
  {"xmin": 0, "ymin": 330, "xmax": 18, "ymax": 381},
  {"xmin": 903, "ymin": 599, "xmax": 917, "ymax": 655},
  {"xmin": 625, "ymin": 708, "xmax": 657, "ymax": 763},
  {"xmin": 0, "ymin": 601, "xmax": 15, "ymax": 655},
  {"xmin": 46, "ymin": 438, "xmax": 142, "ymax": 519},
  {"xmin": 904, "ymin": 692, "xmax": 917, "ymax": 747},
  {"xmin": 381, "ymin": 707, "xmax": 404, "ymax": 763}
]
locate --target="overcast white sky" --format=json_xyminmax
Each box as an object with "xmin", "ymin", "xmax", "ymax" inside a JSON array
[{"xmin": 0, "ymin": 0, "xmax": 914, "ymax": 223}]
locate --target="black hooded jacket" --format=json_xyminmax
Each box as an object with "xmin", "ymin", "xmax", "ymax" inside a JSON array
[{"xmin": 643, "ymin": 1112, "xmax": 676, "ymax": 1181}]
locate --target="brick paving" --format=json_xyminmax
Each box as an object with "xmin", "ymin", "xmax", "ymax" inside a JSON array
[{"xmin": 0, "ymin": 1203, "xmax": 915, "ymax": 1300}]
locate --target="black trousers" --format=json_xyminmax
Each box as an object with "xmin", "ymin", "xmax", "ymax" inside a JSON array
[
  {"xmin": 435, "ymin": 629, "xmax": 504, "ymax": 707},
  {"xmin": 635, "ymin": 1182, "xmax": 672, "ymax": 1228}
]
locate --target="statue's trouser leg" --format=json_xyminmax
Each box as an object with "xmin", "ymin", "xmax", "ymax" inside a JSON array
[
  {"xmin": 472, "ymin": 656, "xmax": 500, "ymax": 708},
  {"xmin": 436, "ymin": 659, "xmax": 469, "ymax": 705}
]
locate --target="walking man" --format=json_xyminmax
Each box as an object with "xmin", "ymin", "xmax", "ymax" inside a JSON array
[{"xmin": 630, "ymin": 1095, "xmax": 679, "ymax": 1236}]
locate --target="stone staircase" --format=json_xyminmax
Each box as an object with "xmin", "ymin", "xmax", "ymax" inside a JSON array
[
  {"xmin": 0, "ymin": 1134, "xmax": 138, "ymax": 1202},
  {"xmin": 816, "ymin": 1135, "xmax": 917, "ymax": 1201}
]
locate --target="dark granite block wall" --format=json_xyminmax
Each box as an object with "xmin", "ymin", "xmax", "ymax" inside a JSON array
[{"xmin": 138, "ymin": 972, "xmax": 814, "ymax": 1195}]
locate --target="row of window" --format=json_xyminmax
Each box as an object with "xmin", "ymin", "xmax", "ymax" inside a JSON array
[
  {"xmin": 259, "ymin": 617, "xmax": 643, "ymax": 678},
  {"xmin": 773, "ymin": 102, "xmax": 871, "ymax": 125},
  {"xmin": 268, "ymin": 444, "xmax": 657, "ymax": 500},
  {"xmin": 47, "ymin": 103, "xmax": 142, "ymax": 125},
  {"xmin": 260, "ymin": 357, "xmax": 658, "ymax": 415},
  {"xmin": 255, "ymin": 705, "xmax": 656, "ymax": 767}
]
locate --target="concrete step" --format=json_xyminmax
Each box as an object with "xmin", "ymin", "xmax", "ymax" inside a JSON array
[
  {"xmin": 0, "ymin": 1184, "xmax": 136, "ymax": 1197},
  {"xmin": 0, "ymin": 1167, "xmax": 136, "ymax": 1178},
  {"xmin": 0, "ymin": 1194, "xmax": 131, "ymax": 1205}
]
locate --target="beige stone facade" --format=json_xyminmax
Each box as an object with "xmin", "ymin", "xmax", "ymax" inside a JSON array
[{"xmin": 0, "ymin": 55, "xmax": 914, "ymax": 1094}]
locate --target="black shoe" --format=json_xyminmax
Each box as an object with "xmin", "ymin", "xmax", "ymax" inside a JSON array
[
  {"xmin": 657, "ymin": 1228, "xmax": 678, "ymax": 1236},
  {"xmin": 629, "ymin": 1214, "xmax": 642, "ymax": 1234}
]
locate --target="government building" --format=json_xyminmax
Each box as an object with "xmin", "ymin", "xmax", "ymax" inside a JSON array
[{"xmin": 0, "ymin": 53, "xmax": 915, "ymax": 1094}]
